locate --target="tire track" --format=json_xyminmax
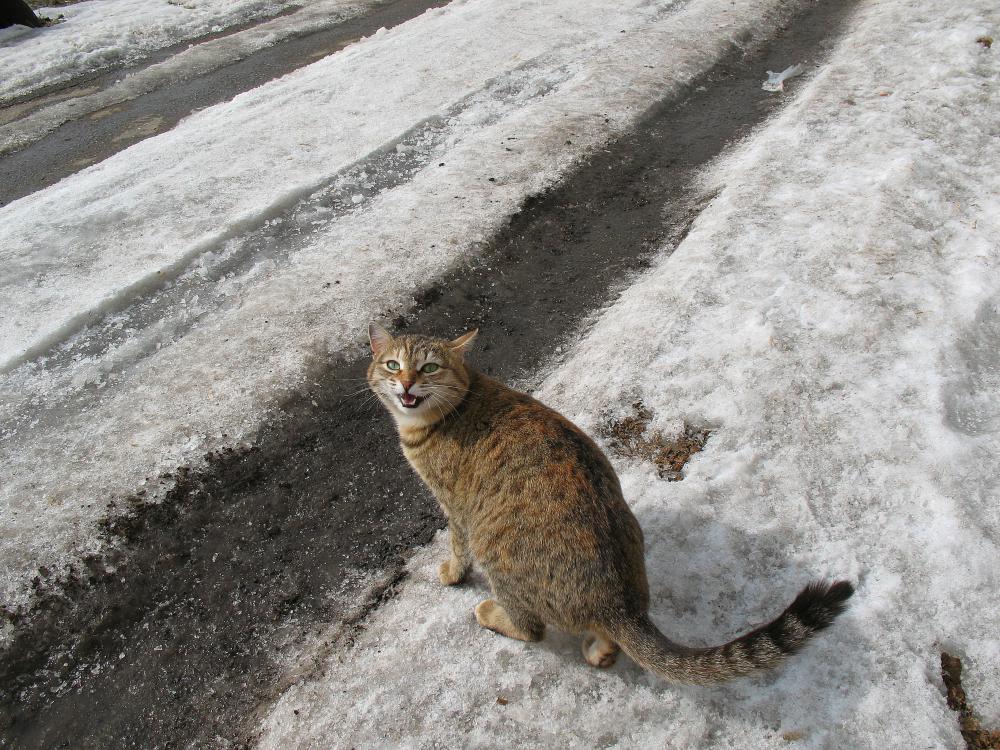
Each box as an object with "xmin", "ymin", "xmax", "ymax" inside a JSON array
[{"xmin": 0, "ymin": 56, "xmax": 568, "ymax": 437}]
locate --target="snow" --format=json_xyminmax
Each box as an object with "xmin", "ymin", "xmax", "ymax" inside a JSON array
[
  {"xmin": 0, "ymin": 0, "xmax": 804, "ymax": 614},
  {"xmin": 0, "ymin": 0, "xmax": 384, "ymax": 155},
  {"xmin": 255, "ymin": 0, "xmax": 1000, "ymax": 748},
  {"xmin": 3, "ymin": 0, "xmax": 681, "ymax": 373},
  {"xmin": 2, "ymin": 0, "xmax": 998, "ymax": 743},
  {"xmin": 0, "ymin": 0, "xmax": 297, "ymax": 104}
]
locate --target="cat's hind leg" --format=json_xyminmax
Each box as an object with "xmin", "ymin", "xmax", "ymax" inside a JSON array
[
  {"xmin": 582, "ymin": 632, "xmax": 620, "ymax": 668},
  {"xmin": 474, "ymin": 599, "xmax": 545, "ymax": 642}
]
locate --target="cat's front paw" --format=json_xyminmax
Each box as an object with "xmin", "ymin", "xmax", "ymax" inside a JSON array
[{"xmin": 439, "ymin": 559, "xmax": 466, "ymax": 586}]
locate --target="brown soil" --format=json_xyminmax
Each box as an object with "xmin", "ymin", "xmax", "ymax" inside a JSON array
[
  {"xmin": 941, "ymin": 652, "xmax": 1000, "ymax": 750},
  {"xmin": 602, "ymin": 402, "xmax": 710, "ymax": 481}
]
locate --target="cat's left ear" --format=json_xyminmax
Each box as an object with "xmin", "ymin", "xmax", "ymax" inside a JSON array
[
  {"xmin": 449, "ymin": 329, "xmax": 479, "ymax": 355},
  {"xmin": 369, "ymin": 322, "xmax": 392, "ymax": 357}
]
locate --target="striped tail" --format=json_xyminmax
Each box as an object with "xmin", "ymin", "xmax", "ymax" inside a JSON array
[{"xmin": 608, "ymin": 580, "xmax": 854, "ymax": 684}]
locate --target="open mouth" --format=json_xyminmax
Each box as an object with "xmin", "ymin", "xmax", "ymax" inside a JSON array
[{"xmin": 398, "ymin": 393, "xmax": 425, "ymax": 409}]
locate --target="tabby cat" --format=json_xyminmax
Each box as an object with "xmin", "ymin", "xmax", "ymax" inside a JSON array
[{"xmin": 367, "ymin": 323, "xmax": 853, "ymax": 683}]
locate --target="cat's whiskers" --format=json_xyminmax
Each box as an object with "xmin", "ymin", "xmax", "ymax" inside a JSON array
[
  {"xmin": 420, "ymin": 390, "xmax": 456, "ymax": 423},
  {"xmin": 342, "ymin": 385, "xmax": 379, "ymax": 398},
  {"xmin": 340, "ymin": 389, "xmax": 387, "ymax": 412},
  {"xmin": 428, "ymin": 383, "xmax": 471, "ymax": 402},
  {"xmin": 431, "ymin": 393, "xmax": 460, "ymax": 417}
]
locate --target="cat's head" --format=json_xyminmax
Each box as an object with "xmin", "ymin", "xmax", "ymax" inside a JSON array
[{"xmin": 366, "ymin": 323, "xmax": 477, "ymax": 427}]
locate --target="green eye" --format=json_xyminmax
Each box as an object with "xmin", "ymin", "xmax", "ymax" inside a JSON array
[
  {"xmin": 421, "ymin": 363, "xmax": 440, "ymax": 374},
  {"xmin": 385, "ymin": 360, "xmax": 401, "ymax": 371}
]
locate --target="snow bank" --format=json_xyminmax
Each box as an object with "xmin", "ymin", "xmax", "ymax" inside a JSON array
[
  {"xmin": 0, "ymin": 0, "xmax": 802, "ymax": 613},
  {"xmin": 0, "ymin": 0, "xmax": 383, "ymax": 156},
  {"xmin": 0, "ymin": 0, "xmax": 297, "ymax": 103},
  {"xmin": 256, "ymin": 1, "xmax": 1000, "ymax": 747}
]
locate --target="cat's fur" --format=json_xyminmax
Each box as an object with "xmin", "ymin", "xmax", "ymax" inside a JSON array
[{"xmin": 367, "ymin": 323, "xmax": 853, "ymax": 683}]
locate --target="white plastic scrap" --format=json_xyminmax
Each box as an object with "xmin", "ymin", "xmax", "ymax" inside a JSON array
[{"xmin": 762, "ymin": 62, "xmax": 806, "ymax": 91}]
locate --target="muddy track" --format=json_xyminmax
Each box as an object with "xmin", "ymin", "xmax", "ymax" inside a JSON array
[{"xmin": 0, "ymin": 2, "xmax": 858, "ymax": 747}]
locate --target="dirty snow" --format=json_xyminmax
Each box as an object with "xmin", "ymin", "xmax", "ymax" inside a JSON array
[
  {"xmin": 0, "ymin": 0, "xmax": 804, "ymax": 613},
  {"xmin": 256, "ymin": 1, "xmax": 1000, "ymax": 748},
  {"xmin": 0, "ymin": 0, "xmax": 299, "ymax": 103}
]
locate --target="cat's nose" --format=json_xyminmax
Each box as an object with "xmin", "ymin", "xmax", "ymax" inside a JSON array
[{"xmin": 399, "ymin": 377, "xmax": 416, "ymax": 391}]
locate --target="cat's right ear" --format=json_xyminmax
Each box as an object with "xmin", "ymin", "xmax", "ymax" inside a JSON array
[{"xmin": 368, "ymin": 322, "xmax": 392, "ymax": 357}]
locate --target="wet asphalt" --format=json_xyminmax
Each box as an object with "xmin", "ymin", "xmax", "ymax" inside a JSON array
[{"xmin": 0, "ymin": 1, "xmax": 858, "ymax": 747}]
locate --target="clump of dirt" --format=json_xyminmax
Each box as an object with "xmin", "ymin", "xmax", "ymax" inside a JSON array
[
  {"xmin": 941, "ymin": 652, "xmax": 1000, "ymax": 750},
  {"xmin": 976, "ymin": 36, "xmax": 993, "ymax": 49},
  {"xmin": 601, "ymin": 402, "xmax": 710, "ymax": 481}
]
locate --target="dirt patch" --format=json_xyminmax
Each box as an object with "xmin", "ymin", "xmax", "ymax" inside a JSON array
[
  {"xmin": 602, "ymin": 402, "xmax": 710, "ymax": 481},
  {"xmin": 941, "ymin": 652, "xmax": 1000, "ymax": 750}
]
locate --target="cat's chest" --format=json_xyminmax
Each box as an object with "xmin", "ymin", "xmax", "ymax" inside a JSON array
[
  {"xmin": 405, "ymin": 446, "xmax": 454, "ymax": 491},
  {"xmin": 403, "ymin": 441, "xmax": 472, "ymax": 512}
]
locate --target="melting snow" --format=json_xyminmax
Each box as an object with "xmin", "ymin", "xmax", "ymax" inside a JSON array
[{"xmin": 0, "ymin": 0, "xmax": 298, "ymax": 103}]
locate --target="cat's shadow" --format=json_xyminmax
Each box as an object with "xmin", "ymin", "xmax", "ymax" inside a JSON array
[{"xmin": 465, "ymin": 501, "xmax": 872, "ymax": 739}]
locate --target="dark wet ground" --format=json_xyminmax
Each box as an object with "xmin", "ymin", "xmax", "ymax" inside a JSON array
[{"xmin": 0, "ymin": 1, "xmax": 858, "ymax": 747}]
